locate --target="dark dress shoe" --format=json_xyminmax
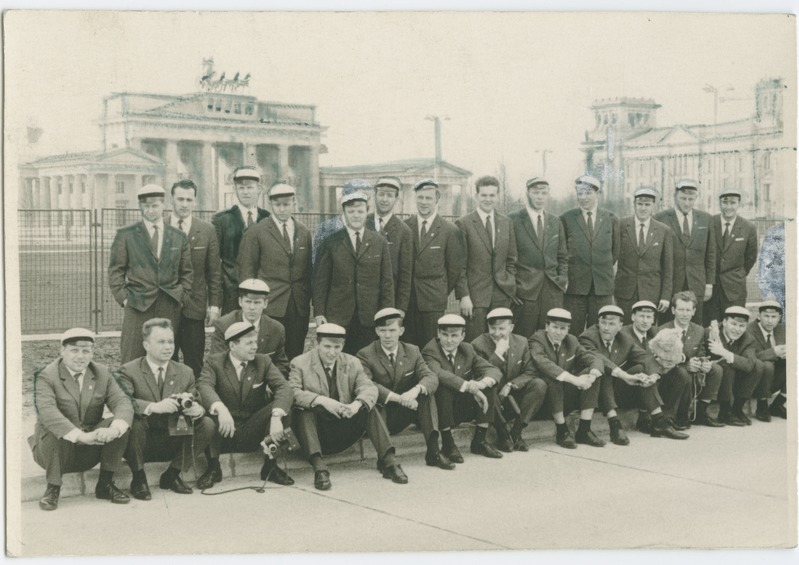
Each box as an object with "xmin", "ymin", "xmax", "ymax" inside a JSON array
[
  {"xmin": 314, "ymin": 470, "xmax": 331, "ymax": 491},
  {"xmin": 425, "ymin": 451, "xmax": 456, "ymax": 470},
  {"xmin": 382, "ymin": 463, "xmax": 409, "ymax": 484},
  {"xmin": 197, "ymin": 461, "xmax": 223, "ymax": 489},
  {"xmin": 130, "ymin": 479, "xmax": 152, "ymax": 501},
  {"xmin": 651, "ymin": 422, "xmax": 690, "ymax": 440},
  {"xmin": 575, "ymin": 429, "xmax": 606, "ymax": 447},
  {"xmin": 556, "ymin": 429, "xmax": 577, "ymax": 449},
  {"xmin": 513, "ymin": 437, "xmax": 529, "ymax": 452},
  {"xmin": 609, "ymin": 421, "xmax": 630, "ymax": 446},
  {"xmin": 95, "ymin": 482, "xmax": 130, "ymax": 504},
  {"xmin": 496, "ymin": 435, "xmax": 515, "ymax": 453},
  {"xmin": 159, "ymin": 472, "xmax": 193, "ymax": 494},
  {"xmin": 636, "ymin": 416, "xmax": 652, "ymax": 434},
  {"xmin": 720, "ymin": 413, "xmax": 746, "ymax": 427},
  {"xmin": 470, "ymin": 440, "xmax": 504, "ymax": 459},
  {"xmin": 672, "ymin": 419, "xmax": 691, "ymax": 431},
  {"xmin": 39, "ymin": 484, "xmax": 60, "ymax": 511},
  {"xmin": 733, "ymin": 410, "xmax": 752, "ymax": 426},
  {"xmin": 696, "ymin": 412, "xmax": 725, "ymax": 427},
  {"xmin": 770, "ymin": 402, "xmax": 787, "ymax": 419},
  {"xmin": 442, "ymin": 444, "xmax": 464, "ymax": 464},
  {"xmin": 755, "ymin": 407, "xmax": 772, "ymax": 422},
  {"xmin": 264, "ymin": 463, "xmax": 295, "ymax": 486}
]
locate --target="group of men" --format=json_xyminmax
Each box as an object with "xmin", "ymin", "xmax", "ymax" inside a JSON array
[{"xmin": 29, "ymin": 167, "xmax": 787, "ymax": 511}]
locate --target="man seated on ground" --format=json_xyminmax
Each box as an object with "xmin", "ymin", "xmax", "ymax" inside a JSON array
[
  {"xmin": 117, "ymin": 318, "xmax": 215, "ymax": 499},
  {"xmin": 290, "ymin": 323, "xmax": 407, "ymax": 491},
  {"xmin": 619, "ymin": 300, "xmax": 659, "ymax": 350},
  {"xmin": 471, "ymin": 307, "xmax": 548, "ymax": 453},
  {"xmin": 580, "ymin": 305, "xmax": 687, "ymax": 444},
  {"xmin": 746, "ymin": 300, "xmax": 787, "ymax": 421},
  {"xmin": 646, "ymin": 328, "xmax": 698, "ymax": 437},
  {"xmin": 422, "ymin": 314, "xmax": 505, "ymax": 463},
  {"xmin": 357, "ymin": 308, "xmax": 454, "ymax": 470},
  {"xmin": 29, "ymin": 328, "xmax": 133, "ymax": 511},
  {"xmin": 528, "ymin": 308, "xmax": 604, "ymax": 449},
  {"xmin": 197, "ymin": 321, "xmax": 295, "ymax": 488}
]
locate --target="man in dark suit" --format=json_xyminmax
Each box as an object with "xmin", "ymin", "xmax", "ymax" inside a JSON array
[
  {"xmin": 312, "ymin": 179, "xmax": 369, "ymax": 267},
  {"xmin": 357, "ymin": 308, "xmax": 453, "ymax": 470},
  {"xmin": 619, "ymin": 300, "xmax": 659, "ymax": 349},
  {"xmin": 560, "ymin": 175, "xmax": 620, "ymax": 334},
  {"xmin": 654, "ymin": 179, "xmax": 717, "ymax": 324},
  {"xmin": 290, "ymin": 323, "xmax": 407, "ymax": 490},
  {"xmin": 209, "ymin": 279, "xmax": 289, "ymax": 377},
  {"xmin": 422, "ymin": 314, "xmax": 504, "ymax": 462},
  {"xmin": 747, "ymin": 301, "xmax": 786, "ymax": 421},
  {"xmin": 237, "ymin": 183, "xmax": 313, "ymax": 359},
  {"xmin": 168, "ymin": 179, "xmax": 222, "ymax": 377},
  {"xmin": 509, "ymin": 176, "xmax": 568, "ymax": 338},
  {"xmin": 705, "ymin": 188, "xmax": 758, "ymax": 325},
  {"xmin": 528, "ymin": 309, "xmax": 604, "ymax": 448},
  {"xmin": 313, "ymin": 190, "xmax": 395, "ymax": 355},
  {"xmin": 196, "ymin": 322, "xmax": 295, "ymax": 488},
  {"xmin": 109, "ymin": 184, "xmax": 193, "ymax": 363},
  {"xmin": 117, "ymin": 318, "xmax": 215, "ymax": 499},
  {"xmin": 580, "ymin": 305, "xmax": 687, "ymax": 444},
  {"xmin": 29, "ymin": 328, "xmax": 133, "ymax": 510},
  {"xmin": 212, "ymin": 166, "xmax": 270, "ymax": 314},
  {"xmin": 366, "ymin": 177, "xmax": 414, "ymax": 315},
  {"xmin": 456, "ymin": 175, "xmax": 519, "ymax": 341},
  {"xmin": 405, "ymin": 179, "xmax": 467, "ymax": 348},
  {"xmin": 614, "ymin": 187, "xmax": 674, "ymax": 323},
  {"xmin": 471, "ymin": 308, "xmax": 547, "ymax": 452}
]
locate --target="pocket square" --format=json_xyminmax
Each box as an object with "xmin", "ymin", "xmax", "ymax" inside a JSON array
[
  {"xmin": 735, "ymin": 237, "xmax": 744, "ymax": 241},
  {"xmin": 404, "ymin": 370, "xmax": 414, "ymax": 376},
  {"xmin": 566, "ymin": 355, "xmax": 575, "ymax": 361},
  {"xmin": 252, "ymin": 382, "xmax": 264, "ymax": 389},
  {"xmin": 430, "ymin": 246, "xmax": 441, "ymax": 250},
  {"xmin": 192, "ymin": 246, "xmax": 206, "ymax": 250}
]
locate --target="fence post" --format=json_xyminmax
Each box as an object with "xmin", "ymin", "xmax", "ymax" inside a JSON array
[{"xmin": 92, "ymin": 208, "xmax": 100, "ymax": 334}]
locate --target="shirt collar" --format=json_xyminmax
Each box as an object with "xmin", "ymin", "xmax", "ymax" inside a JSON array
[
  {"xmin": 677, "ymin": 208, "xmax": 693, "ymax": 221},
  {"xmin": 382, "ymin": 346, "xmax": 399, "ymax": 358},
  {"xmin": 143, "ymin": 218, "xmax": 164, "ymax": 231},
  {"xmin": 229, "ymin": 352, "xmax": 248, "ymax": 369},
  {"xmin": 635, "ymin": 217, "xmax": 652, "ymax": 230},
  {"xmin": 146, "ymin": 358, "xmax": 168, "ymax": 376},
  {"xmin": 526, "ymin": 206, "xmax": 543, "ymax": 220},
  {"xmin": 273, "ymin": 216, "xmax": 293, "ymax": 228},
  {"xmin": 633, "ymin": 327, "xmax": 648, "ymax": 341},
  {"xmin": 759, "ymin": 323, "xmax": 773, "ymax": 339},
  {"xmin": 171, "ymin": 214, "xmax": 191, "ymax": 230},
  {"xmin": 722, "ymin": 216, "xmax": 737, "ymax": 230},
  {"xmin": 722, "ymin": 330, "xmax": 736, "ymax": 345},
  {"xmin": 236, "ymin": 203, "xmax": 258, "ymax": 218},
  {"xmin": 65, "ymin": 366, "xmax": 84, "ymax": 378},
  {"xmin": 317, "ymin": 351, "xmax": 336, "ymax": 371},
  {"xmin": 547, "ymin": 335, "xmax": 562, "ymax": 349},
  {"xmin": 346, "ymin": 226, "xmax": 363, "ymax": 238},
  {"xmin": 476, "ymin": 208, "xmax": 494, "ymax": 224},
  {"xmin": 418, "ymin": 211, "xmax": 437, "ymax": 226},
  {"xmin": 581, "ymin": 206, "xmax": 598, "ymax": 218}
]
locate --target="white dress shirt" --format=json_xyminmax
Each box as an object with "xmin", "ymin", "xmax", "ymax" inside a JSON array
[
  {"xmin": 417, "ymin": 212, "xmax": 437, "ymax": 238},
  {"xmin": 143, "ymin": 219, "xmax": 165, "ymax": 258},
  {"xmin": 635, "ymin": 217, "xmax": 651, "ymax": 246},
  {"xmin": 170, "ymin": 213, "xmax": 192, "ymax": 235},
  {"xmin": 273, "ymin": 216, "xmax": 295, "ymax": 251},
  {"xmin": 476, "ymin": 208, "xmax": 496, "ymax": 247},
  {"xmin": 236, "ymin": 203, "xmax": 258, "ymax": 226}
]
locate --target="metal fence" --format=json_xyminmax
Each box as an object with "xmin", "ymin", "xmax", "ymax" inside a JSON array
[{"xmin": 16, "ymin": 209, "xmax": 784, "ymax": 335}]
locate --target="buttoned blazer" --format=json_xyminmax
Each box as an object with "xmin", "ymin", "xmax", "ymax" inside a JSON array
[
  {"xmin": 209, "ymin": 310, "xmax": 289, "ymax": 377},
  {"xmin": 654, "ymin": 208, "xmax": 717, "ymax": 299},
  {"xmin": 619, "ymin": 325, "xmax": 657, "ymax": 349},
  {"xmin": 528, "ymin": 331, "xmax": 602, "ymax": 382},
  {"xmin": 108, "ymin": 221, "xmax": 193, "ymax": 311},
  {"xmin": 455, "ymin": 211, "xmax": 518, "ymax": 307},
  {"xmin": 31, "ymin": 360, "xmax": 134, "ymax": 442},
  {"xmin": 116, "ymin": 357, "xmax": 197, "ymax": 414},
  {"xmin": 578, "ymin": 325, "xmax": 659, "ymax": 374},
  {"xmin": 421, "ymin": 339, "xmax": 502, "ymax": 392},
  {"xmin": 312, "ymin": 227, "xmax": 394, "ymax": 327},
  {"xmin": 366, "ymin": 213, "xmax": 414, "ymax": 312},
  {"xmin": 509, "ymin": 209, "xmax": 568, "ymax": 298},
  {"xmin": 711, "ymin": 215, "xmax": 758, "ymax": 302},
  {"xmin": 289, "ymin": 350, "xmax": 378, "ymax": 410},
  {"xmin": 168, "ymin": 217, "xmax": 222, "ymax": 320},
  {"xmin": 357, "ymin": 340, "xmax": 439, "ymax": 404},
  {"xmin": 471, "ymin": 333, "xmax": 539, "ymax": 388},
  {"xmin": 212, "ymin": 206, "xmax": 270, "ymax": 300},
  {"xmin": 614, "ymin": 217, "xmax": 674, "ymax": 303},
  {"xmin": 746, "ymin": 321, "xmax": 785, "ymax": 362},
  {"xmin": 405, "ymin": 214, "xmax": 467, "ymax": 311},
  {"xmin": 560, "ymin": 207, "xmax": 620, "ymax": 296},
  {"xmin": 236, "ymin": 216, "xmax": 313, "ymax": 318},
  {"xmin": 197, "ymin": 352, "xmax": 292, "ymax": 419},
  {"xmin": 702, "ymin": 327, "xmax": 757, "ymax": 373},
  {"xmin": 656, "ymin": 320, "xmax": 709, "ymax": 365}
]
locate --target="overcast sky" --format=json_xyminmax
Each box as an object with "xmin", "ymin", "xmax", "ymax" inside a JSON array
[{"xmin": 4, "ymin": 10, "xmax": 795, "ymax": 201}]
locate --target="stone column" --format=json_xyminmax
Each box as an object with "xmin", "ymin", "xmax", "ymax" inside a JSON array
[
  {"xmin": 243, "ymin": 143, "xmax": 257, "ymax": 167},
  {"xmin": 307, "ymin": 144, "xmax": 320, "ymax": 212},
  {"xmin": 165, "ymin": 140, "xmax": 180, "ymax": 189},
  {"xmin": 278, "ymin": 144, "xmax": 290, "ymax": 182},
  {"xmin": 201, "ymin": 142, "xmax": 215, "ymax": 211}
]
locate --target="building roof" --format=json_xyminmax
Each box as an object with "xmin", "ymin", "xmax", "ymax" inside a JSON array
[
  {"xmin": 21, "ymin": 147, "xmax": 164, "ymax": 169},
  {"xmin": 321, "ymin": 158, "xmax": 472, "ymax": 177}
]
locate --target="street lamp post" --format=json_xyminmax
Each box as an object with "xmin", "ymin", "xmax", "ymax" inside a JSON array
[
  {"xmin": 425, "ymin": 115, "xmax": 449, "ymax": 182},
  {"xmin": 702, "ymin": 83, "xmax": 734, "ymax": 195},
  {"xmin": 534, "ymin": 149, "xmax": 552, "ymax": 177}
]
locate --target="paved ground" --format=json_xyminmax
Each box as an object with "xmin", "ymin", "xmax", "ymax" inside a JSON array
[{"xmin": 10, "ymin": 418, "xmax": 796, "ymax": 557}]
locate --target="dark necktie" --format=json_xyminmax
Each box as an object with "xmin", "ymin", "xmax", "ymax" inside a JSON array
[
  {"xmin": 723, "ymin": 222, "xmax": 731, "ymax": 246},
  {"xmin": 151, "ymin": 224, "xmax": 159, "ymax": 257},
  {"xmin": 605, "ymin": 341, "xmax": 612, "ymax": 351},
  {"xmin": 355, "ymin": 231, "xmax": 362, "ymax": 255},
  {"xmin": 682, "ymin": 213, "xmax": 690, "ymax": 239},
  {"xmin": 485, "ymin": 215, "xmax": 493, "ymax": 248},
  {"xmin": 388, "ymin": 353, "xmax": 395, "ymax": 367},
  {"xmin": 553, "ymin": 343, "xmax": 560, "ymax": 358},
  {"xmin": 74, "ymin": 372, "xmax": 83, "ymax": 392},
  {"xmin": 239, "ymin": 362, "xmax": 247, "ymax": 382},
  {"xmin": 641, "ymin": 335, "xmax": 648, "ymax": 351},
  {"xmin": 447, "ymin": 354, "xmax": 455, "ymax": 368},
  {"xmin": 178, "ymin": 218, "xmax": 184, "ymax": 234},
  {"xmin": 536, "ymin": 214, "xmax": 544, "ymax": 238},
  {"xmin": 324, "ymin": 364, "xmax": 339, "ymax": 400},
  {"xmin": 247, "ymin": 210, "xmax": 254, "ymax": 228},
  {"xmin": 681, "ymin": 329, "xmax": 687, "ymax": 342},
  {"xmin": 157, "ymin": 367, "xmax": 164, "ymax": 395},
  {"xmin": 375, "ymin": 216, "xmax": 381, "ymax": 233},
  {"xmin": 638, "ymin": 223, "xmax": 646, "ymax": 252},
  {"xmin": 767, "ymin": 333, "xmax": 775, "ymax": 347},
  {"xmin": 586, "ymin": 211, "xmax": 594, "ymax": 237},
  {"xmin": 282, "ymin": 222, "xmax": 291, "ymax": 252},
  {"xmin": 421, "ymin": 219, "xmax": 428, "ymax": 240}
]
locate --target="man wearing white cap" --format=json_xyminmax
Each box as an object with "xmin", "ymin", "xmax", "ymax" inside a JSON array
[
  {"xmin": 196, "ymin": 321, "xmax": 295, "ymax": 488},
  {"xmin": 654, "ymin": 179, "xmax": 717, "ymax": 324},
  {"xmin": 313, "ymin": 190, "xmax": 394, "ymax": 355},
  {"xmin": 109, "ymin": 184, "xmax": 193, "ymax": 363},
  {"xmin": 29, "ymin": 328, "xmax": 133, "ymax": 510},
  {"xmin": 312, "ymin": 178, "xmax": 370, "ymax": 266},
  {"xmin": 619, "ymin": 300, "xmax": 659, "ymax": 350},
  {"xmin": 471, "ymin": 308, "xmax": 547, "ymax": 452},
  {"xmin": 237, "ymin": 182, "xmax": 313, "ymax": 359},
  {"xmin": 560, "ymin": 175, "xmax": 620, "ymax": 334},
  {"xmin": 290, "ymin": 323, "xmax": 406, "ymax": 490},
  {"xmin": 212, "ymin": 166, "xmax": 270, "ymax": 314},
  {"xmin": 614, "ymin": 187, "xmax": 673, "ymax": 324},
  {"xmin": 705, "ymin": 188, "xmax": 758, "ymax": 325},
  {"xmin": 746, "ymin": 301, "xmax": 786, "ymax": 421}
]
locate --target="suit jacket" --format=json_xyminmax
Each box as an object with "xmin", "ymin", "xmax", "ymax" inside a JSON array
[
  {"xmin": 656, "ymin": 320, "xmax": 709, "ymax": 365},
  {"xmin": 116, "ymin": 358, "xmax": 197, "ymax": 427},
  {"xmin": 209, "ymin": 310, "xmax": 290, "ymax": 377},
  {"xmin": 560, "ymin": 207, "xmax": 620, "ymax": 296},
  {"xmin": 455, "ymin": 211, "xmax": 518, "ymax": 308},
  {"xmin": 31, "ymin": 360, "xmax": 134, "ymax": 443},
  {"xmin": 746, "ymin": 321, "xmax": 786, "ymax": 362},
  {"xmin": 236, "ymin": 216, "xmax": 313, "ymax": 318},
  {"xmin": 704, "ymin": 328, "xmax": 757, "ymax": 373},
  {"xmin": 471, "ymin": 333, "xmax": 540, "ymax": 388},
  {"xmin": 614, "ymin": 217, "xmax": 674, "ymax": 303},
  {"xmin": 528, "ymin": 330, "xmax": 602, "ymax": 383},
  {"xmin": 509, "ymin": 208, "xmax": 568, "ymax": 298},
  {"xmin": 197, "ymin": 352, "xmax": 292, "ymax": 419},
  {"xmin": 212, "ymin": 205, "xmax": 270, "ymax": 300},
  {"xmin": 619, "ymin": 324, "xmax": 657, "ymax": 349},
  {"xmin": 366, "ymin": 213, "xmax": 413, "ymax": 312},
  {"xmin": 169, "ymin": 217, "xmax": 222, "ymax": 320},
  {"xmin": 313, "ymin": 227, "xmax": 394, "ymax": 326},
  {"xmin": 108, "ymin": 221, "xmax": 193, "ymax": 311},
  {"xmin": 421, "ymin": 339, "xmax": 502, "ymax": 391},
  {"xmin": 654, "ymin": 208, "xmax": 717, "ymax": 299},
  {"xmin": 289, "ymin": 350, "xmax": 378, "ymax": 409},
  {"xmin": 578, "ymin": 325, "xmax": 659, "ymax": 374},
  {"xmin": 711, "ymin": 215, "xmax": 758, "ymax": 302},
  {"xmin": 405, "ymin": 214, "xmax": 467, "ymax": 311},
  {"xmin": 357, "ymin": 340, "xmax": 439, "ymax": 404}
]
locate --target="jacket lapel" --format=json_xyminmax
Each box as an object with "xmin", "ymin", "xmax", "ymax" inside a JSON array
[
  {"xmin": 576, "ymin": 210, "xmax": 592, "ymax": 240},
  {"xmin": 266, "ymin": 218, "xmax": 292, "ymax": 257},
  {"xmin": 519, "ymin": 211, "xmax": 539, "ymax": 249},
  {"xmin": 311, "ymin": 353, "xmax": 331, "ymax": 397},
  {"xmin": 78, "ymin": 366, "xmax": 98, "ymax": 421},
  {"xmin": 161, "ymin": 362, "xmax": 181, "ymax": 399},
  {"xmin": 137, "ymin": 222, "xmax": 158, "ymax": 261},
  {"xmin": 223, "ymin": 356, "xmax": 243, "ymax": 404},
  {"xmin": 472, "ymin": 212, "xmax": 493, "ymax": 254},
  {"xmin": 416, "ymin": 216, "xmax": 441, "ymax": 255},
  {"xmin": 58, "ymin": 362, "xmax": 82, "ymax": 407},
  {"xmin": 140, "ymin": 358, "xmax": 161, "ymax": 401},
  {"xmin": 625, "ymin": 220, "xmax": 641, "ymax": 256},
  {"xmin": 357, "ymin": 230, "xmax": 372, "ymax": 260}
]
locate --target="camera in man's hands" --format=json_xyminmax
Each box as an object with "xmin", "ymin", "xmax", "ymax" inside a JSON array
[
  {"xmin": 260, "ymin": 427, "xmax": 300, "ymax": 459},
  {"xmin": 167, "ymin": 392, "xmax": 195, "ymax": 437}
]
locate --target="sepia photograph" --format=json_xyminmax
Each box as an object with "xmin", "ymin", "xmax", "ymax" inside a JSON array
[{"xmin": 3, "ymin": 4, "xmax": 797, "ymax": 559}]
